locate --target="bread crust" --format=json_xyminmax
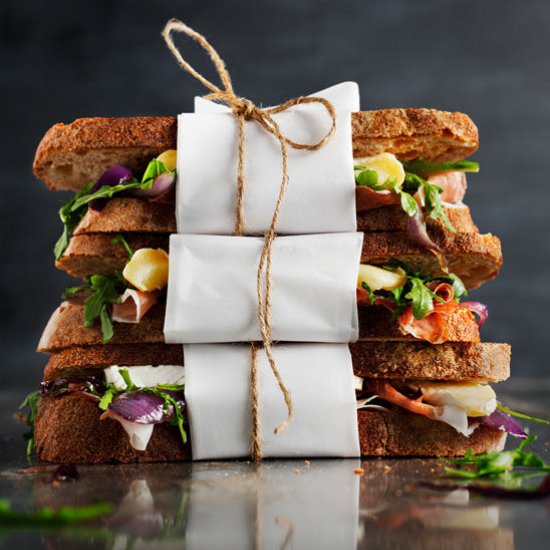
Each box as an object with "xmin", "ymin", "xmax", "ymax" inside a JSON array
[
  {"xmin": 350, "ymin": 341, "xmax": 510, "ymax": 382},
  {"xmin": 42, "ymin": 340, "xmax": 509, "ymax": 382},
  {"xmin": 55, "ymin": 230, "xmax": 501, "ymax": 288},
  {"xmin": 357, "ymin": 410, "xmax": 506, "ymax": 457},
  {"xmin": 72, "ymin": 198, "xmax": 477, "ymax": 236},
  {"xmin": 37, "ymin": 301, "xmax": 481, "ymax": 353},
  {"xmin": 34, "ymin": 110, "xmax": 478, "ymax": 191},
  {"xmin": 35, "ymin": 394, "xmax": 189, "ymax": 464},
  {"xmin": 34, "ymin": 394, "xmax": 504, "ymax": 463}
]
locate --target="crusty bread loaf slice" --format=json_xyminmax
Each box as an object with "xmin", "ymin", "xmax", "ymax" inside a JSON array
[
  {"xmin": 55, "ymin": 233, "xmax": 169, "ymax": 278},
  {"xmin": 37, "ymin": 300, "xmax": 481, "ymax": 353},
  {"xmin": 72, "ymin": 198, "xmax": 477, "ymax": 236},
  {"xmin": 357, "ymin": 410, "xmax": 506, "ymax": 457},
  {"xmin": 34, "ymin": 394, "xmax": 503, "ymax": 463},
  {"xmin": 34, "ymin": 109, "xmax": 478, "ymax": 191},
  {"xmin": 55, "ymin": 229, "xmax": 501, "ymax": 288},
  {"xmin": 42, "ymin": 340, "xmax": 509, "ymax": 383}
]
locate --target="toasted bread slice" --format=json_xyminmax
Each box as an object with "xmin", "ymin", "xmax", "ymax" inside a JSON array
[
  {"xmin": 55, "ymin": 230, "xmax": 501, "ymax": 288},
  {"xmin": 357, "ymin": 410, "xmax": 506, "ymax": 457},
  {"xmin": 37, "ymin": 300, "xmax": 481, "ymax": 353},
  {"xmin": 34, "ymin": 394, "xmax": 503, "ymax": 463},
  {"xmin": 43, "ymin": 340, "xmax": 509, "ymax": 383},
  {"xmin": 34, "ymin": 109, "xmax": 478, "ymax": 191},
  {"xmin": 73, "ymin": 198, "xmax": 477, "ymax": 236}
]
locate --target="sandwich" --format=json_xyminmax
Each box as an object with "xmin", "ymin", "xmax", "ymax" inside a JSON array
[{"xmin": 25, "ymin": 108, "xmax": 526, "ymax": 463}]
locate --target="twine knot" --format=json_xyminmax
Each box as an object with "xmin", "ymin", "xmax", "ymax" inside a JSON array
[{"xmin": 162, "ymin": 18, "xmax": 337, "ymax": 461}]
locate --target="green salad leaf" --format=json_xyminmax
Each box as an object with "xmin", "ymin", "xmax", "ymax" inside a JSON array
[
  {"xmin": 405, "ymin": 276, "xmax": 444, "ymax": 319},
  {"xmin": 402, "ymin": 158, "xmax": 479, "ymax": 177},
  {"xmin": 496, "ymin": 404, "xmax": 549, "ymax": 425},
  {"xmin": 18, "ymin": 391, "xmax": 41, "ymax": 457},
  {"xmin": 112, "ymin": 234, "xmax": 134, "ymax": 259},
  {"xmin": 0, "ymin": 499, "xmax": 112, "ymax": 526},
  {"xmin": 444, "ymin": 436, "xmax": 550, "ymax": 479},
  {"xmin": 54, "ymin": 158, "xmax": 174, "ymax": 259}
]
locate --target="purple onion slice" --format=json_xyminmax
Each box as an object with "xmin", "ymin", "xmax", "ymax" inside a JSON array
[
  {"xmin": 90, "ymin": 164, "xmax": 134, "ymax": 211},
  {"xmin": 130, "ymin": 172, "xmax": 175, "ymax": 198},
  {"xmin": 108, "ymin": 390, "xmax": 184, "ymax": 425},
  {"xmin": 460, "ymin": 302, "xmax": 489, "ymax": 328},
  {"xmin": 479, "ymin": 410, "xmax": 528, "ymax": 439}
]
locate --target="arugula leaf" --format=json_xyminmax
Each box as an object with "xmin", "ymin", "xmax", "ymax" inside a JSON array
[
  {"xmin": 112, "ymin": 234, "xmax": 134, "ymax": 259},
  {"xmin": 402, "ymin": 158, "xmax": 479, "ymax": 177},
  {"xmin": 18, "ymin": 391, "xmax": 41, "ymax": 457},
  {"xmin": 404, "ymin": 172, "xmax": 456, "ymax": 233},
  {"xmin": 156, "ymin": 383, "xmax": 185, "ymax": 391},
  {"xmin": 361, "ymin": 281, "xmax": 375, "ymax": 305},
  {"xmin": 0, "ymin": 499, "xmax": 112, "ymax": 526},
  {"xmin": 355, "ymin": 168, "xmax": 383, "ymax": 189},
  {"xmin": 82, "ymin": 275, "xmax": 124, "ymax": 344},
  {"xmin": 143, "ymin": 388, "xmax": 188, "ymax": 445},
  {"xmin": 444, "ymin": 435, "xmax": 550, "ymax": 479},
  {"xmin": 62, "ymin": 284, "xmax": 89, "ymax": 299},
  {"xmin": 141, "ymin": 159, "xmax": 170, "ymax": 182},
  {"xmin": 119, "ymin": 368, "xmax": 137, "ymax": 391},
  {"xmin": 98, "ymin": 385, "xmax": 116, "ymax": 411},
  {"xmin": 496, "ymin": 404, "xmax": 549, "ymax": 425},
  {"xmin": 54, "ymin": 183, "xmax": 94, "ymax": 260},
  {"xmin": 405, "ymin": 277, "xmax": 439, "ymax": 319}
]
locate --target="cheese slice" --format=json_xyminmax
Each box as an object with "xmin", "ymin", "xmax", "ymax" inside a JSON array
[
  {"xmin": 420, "ymin": 383, "xmax": 497, "ymax": 417},
  {"xmin": 104, "ymin": 365, "xmax": 185, "ymax": 391}
]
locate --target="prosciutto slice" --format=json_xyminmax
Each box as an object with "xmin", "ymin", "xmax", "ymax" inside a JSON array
[
  {"xmin": 112, "ymin": 289, "xmax": 158, "ymax": 323},
  {"xmin": 355, "ymin": 186, "xmax": 401, "ymax": 212}
]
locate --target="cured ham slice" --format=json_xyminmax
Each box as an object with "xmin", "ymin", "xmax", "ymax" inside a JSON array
[{"xmin": 111, "ymin": 289, "xmax": 158, "ymax": 323}]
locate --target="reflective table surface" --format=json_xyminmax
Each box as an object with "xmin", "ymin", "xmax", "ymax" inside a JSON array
[{"xmin": 1, "ymin": 381, "xmax": 549, "ymax": 549}]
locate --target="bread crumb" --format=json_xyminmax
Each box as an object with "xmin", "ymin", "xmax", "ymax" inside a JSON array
[
  {"xmin": 304, "ymin": 460, "xmax": 310, "ymax": 466},
  {"xmin": 294, "ymin": 469, "xmax": 300, "ymax": 474},
  {"xmin": 354, "ymin": 468, "xmax": 365, "ymax": 475},
  {"xmin": 383, "ymin": 465, "xmax": 392, "ymax": 474}
]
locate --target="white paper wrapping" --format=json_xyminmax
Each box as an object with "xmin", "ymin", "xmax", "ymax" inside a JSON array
[
  {"xmin": 164, "ymin": 232, "xmax": 363, "ymax": 344},
  {"xmin": 184, "ymin": 343, "xmax": 360, "ymax": 459},
  {"xmin": 176, "ymin": 82, "xmax": 359, "ymax": 235},
  {"xmin": 185, "ymin": 460, "xmax": 360, "ymax": 550}
]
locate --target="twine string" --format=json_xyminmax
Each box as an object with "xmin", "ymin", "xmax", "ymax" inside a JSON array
[{"xmin": 162, "ymin": 18, "xmax": 336, "ymax": 460}]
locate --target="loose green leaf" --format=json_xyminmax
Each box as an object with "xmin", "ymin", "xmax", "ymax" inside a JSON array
[
  {"xmin": 99, "ymin": 305, "xmax": 114, "ymax": 344},
  {"xmin": 112, "ymin": 234, "xmax": 134, "ymax": 259},
  {"xmin": 444, "ymin": 436, "xmax": 550, "ymax": 479},
  {"xmin": 0, "ymin": 499, "xmax": 112, "ymax": 526},
  {"xmin": 355, "ymin": 168, "xmax": 380, "ymax": 188},
  {"xmin": 98, "ymin": 386, "xmax": 116, "ymax": 411},
  {"xmin": 402, "ymin": 158, "xmax": 479, "ymax": 177},
  {"xmin": 156, "ymin": 384, "xmax": 185, "ymax": 391},
  {"xmin": 361, "ymin": 281, "xmax": 375, "ymax": 305},
  {"xmin": 496, "ymin": 404, "xmax": 549, "ymax": 425},
  {"xmin": 141, "ymin": 159, "xmax": 170, "ymax": 182},
  {"xmin": 143, "ymin": 388, "xmax": 188, "ymax": 445},
  {"xmin": 54, "ymin": 183, "xmax": 94, "ymax": 259},
  {"xmin": 62, "ymin": 284, "xmax": 90, "ymax": 299},
  {"xmin": 119, "ymin": 368, "xmax": 137, "ymax": 391},
  {"xmin": 441, "ymin": 273, "xmax": 468, "ymax": 301},
  {"xmin": 18, "ymin": 391, "xmax": 41, "ymax": 457},
  {"xmin": 405, "ymin": 277, "xmax": 439, "ymax": 319}
]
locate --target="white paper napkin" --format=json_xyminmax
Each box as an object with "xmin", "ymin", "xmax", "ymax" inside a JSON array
[
  {"xmin": 176, "ymin": 82, "xmax": 359, "ymax": 235},
  {"xmin": 164, "ymin": 232, "xmax": 363, "ymax": 344},
  {"xmin": 184, "ymin": 343, "xmax": 361, "ymax": 459}
]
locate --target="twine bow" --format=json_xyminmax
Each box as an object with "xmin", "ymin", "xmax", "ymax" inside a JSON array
[{"xmin": 162, "ymin": 19, "xmax": 337, "ymax": 461}]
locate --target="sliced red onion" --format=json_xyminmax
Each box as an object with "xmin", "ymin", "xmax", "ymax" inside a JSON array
[
  {"xmin": 407, "ymin": 209, "xmax": 449, "ymax": 273},
  {"xmin": 108, "ymin": 390, "xmax": 184, "ymax": 425},
  {"xmin": 90, "ymin": 165, "xmax": 134, "ymax": 211},
  {"xmin": 479, "ymin": 410, "xmax": 527, "ymax": 439},
  {"xmin": 130, "ymin": 172, "xmax": 175, "ymax": 198},
  {"xmin": 460, "ymin": 302, "xmax": 489, "ymax": 328}
]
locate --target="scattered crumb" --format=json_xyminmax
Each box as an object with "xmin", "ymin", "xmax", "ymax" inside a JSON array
[
  {"xmin": 430, "ymin": 468, "xmax": 435, "ymax": 473},
  {"xmin": 294, "ymin": 469, "xmax": 300, "ymax": 474},
  {"xmin": 384, "ymin": 465, "xmax": 392, "ymax": 474},
  {"xmin": 304, "ymin": 460, "xmax": 310, "ymax": 466},
  {"xmin": 354, "ymin": 468, "xmax": 365, "ymax": 475}
]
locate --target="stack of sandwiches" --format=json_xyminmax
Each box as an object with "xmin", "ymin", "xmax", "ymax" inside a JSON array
[{"xmin": 31, "ymin": 108, "xmax": 517, "ymax": 463}]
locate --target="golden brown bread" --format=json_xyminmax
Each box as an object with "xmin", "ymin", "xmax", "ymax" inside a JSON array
[
  {"xmin": 55, "ymin": 229, "xmax": 502, "ymax": 288},
  {"xmin": 357, "ymin": 410, "xmax": 506, "ymax": 457},
  {"xmin": 350, "ymin": 341, "xmax": 510, "ymax": 382},
  {"xmin": 34, "ymin": 109, "xmax": 478, "ymax": 191},
  {"xmin": 35, "ymin": 394, "xmax": 189, "ymax": 464},
  {"xmin": 42, "ymin": 340, "xmax": 509, "ymax": 383},
  {"xmin": 37, "ymin": 301, "xmax": 482, "ymax": 353},
  {"xmin": 55, "ymin": 233, "xmax": 170, "ymax": 278},
  {"xmin": 73, "ymin": 198, "xmax": 477, "ymax": 236},
  {"xmin": 34, "ymin": 394, "xmax": 504, "ymax": 463}
]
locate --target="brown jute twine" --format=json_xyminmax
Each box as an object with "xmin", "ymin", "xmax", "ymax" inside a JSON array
[{"xmin": 162, "ymin": 19, "xmax": 337, "ymax": 461}]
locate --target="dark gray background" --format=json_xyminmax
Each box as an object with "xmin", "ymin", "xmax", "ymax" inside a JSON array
[{"xmin": 1, "ymin": 0, "xmax": 549, "ymax": 388}]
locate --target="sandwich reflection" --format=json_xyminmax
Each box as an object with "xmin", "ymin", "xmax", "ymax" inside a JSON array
[{"xmin": 30, "ymin": 459, "xmax": 516, "ymax": 549}]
